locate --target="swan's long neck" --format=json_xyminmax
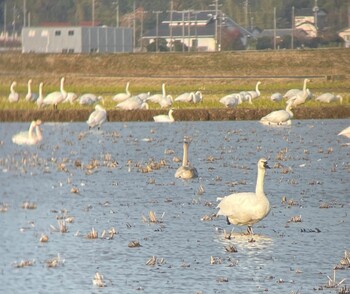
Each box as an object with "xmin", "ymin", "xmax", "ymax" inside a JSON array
[
  {"xmin": 60, "ymin": 78, "xmax": 67, "ymax": 97},
  {"xmin": 35, "ymin": 125, "xmax": 42, "ymax": 141},
  {"xmin": 126, "ymin": 82, "xmax": 130, "ymax": 95},
  {"xmin": 286, "ymin": 102, "xmax": 293, "ymax": 117},
  {"xmin": 162, "ymin": 83, "xmax": 166, "ymax": 96},
  {"xmin": 255, "ymin": 82, "xmax": 260, "ymax": 95},
  {"xmin": 27, "ymin": 80, "xmax": 32, "ymax": 94},
  {"xmin": 302, "ymin": 79, "xmax": 308, "ymax": 93},
  {"xmin": 255, "ymin": 167, "xmax": 266, "ymax": 196},
  {"xmin": 28, "ymin": 121, "xmax": 36, "ymax": 139},
  {"xmin": 168, "ymin": 110, "xmax": 174, "ymax": 120},
  {"xmin": 10, "ymin": 83, "xmax": 16, "ymax": 94},
  {"xmin": 182, "ymin": 142, "xmax": 189, "ymax": 167}
]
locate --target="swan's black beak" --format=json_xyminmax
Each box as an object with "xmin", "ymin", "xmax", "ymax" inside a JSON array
[{"xmin": 264, "ymin": 161, "xmax": 271, "ymax": 169}]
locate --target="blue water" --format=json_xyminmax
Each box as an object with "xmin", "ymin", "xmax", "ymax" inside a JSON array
[{"xmin": 0, "ymin": 119, "xmax": 349, "ymax": 293}]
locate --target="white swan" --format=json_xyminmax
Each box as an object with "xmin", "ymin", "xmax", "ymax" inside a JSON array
[
  {"xmin": 316, "ymin": 93, "xmax": 343, "ymax": 104},
  {"xmin": 246, "ymin": 81, "xmax": 261, "ymax": 100},
  {"xmin": 25, "ymin": 79, "xmax": 38, "ymax": 101},
  {"xmin": 116, "ymin": 96, "xmax": 149, "ymax": 110},
  {"xmin": 192, "ymin": 91, "xmax": 203, "ymax": 103},
  {"xmin": 158, "ymin": 95, "xmax": 173, "ymax": 108},
  {"xmin": 63, "ymin": 92, "xmax": 78, "ymax": 104},
  {"xmin": 338, "ymin": 126, "xmax": 350, "ymax": 138},
  {"xmin": 8, "ymin": 81, "xmax": 19, "ymax": 103},
  {"xmin": 260, "ymin": 99, "xmax": 294, "ymax": 125},
  {"xmin": 220, "ymin": 93, "xmax": 242, "ymax": 108},
  {"xmin": 43, "ymin": 77, "xmax": 67, "ymax": 109},
  {"xmin": 283, "ymin": 88, "xmax": 300, "ymax": 99},
  {"xmin": 238, "ymin": 91, "xmax": 253, "ymax": 104},
  {"xmin": 153, "ymin": 109, "xmax": 175, "ymax": 123},
  {"xmin": 147, "ymin": 83, "xmax": 167, "ymax": 104},
  {"xmin": 175, "ymin": 141, "xmax": 198, "ymax": 179},
  {"xmin": 79, "ymin": 94, "xmax": 104, "ymax": 105},
  {"xmin": 270, "ymin": 92, "xmax": 283, "ymax": 102},
  {"xmin": 216, "ymin": 158, "xmax": 271, "ymax": 235},
  {"xmin": 287, "ymin": 78, "xmax": 310, "ymax": 107},
  {"xmin": 87, "ymin": 104, "xmax": 107, "ymax": 129},
  {"xmin": 175, "ymin": 92, "xmax": 195, "ymax": 103},
  {"xmin": 36, "ymin": 82, "xmax": 44, "ymax": 108},
  {"xmin": 113, "ymin": 82, "xmax": 131, "ymax": 102},
  {"xmin": 12, "ymin": 120, "xmax": 43, "ymax": 145},
  {"xmin": 137, "ymin": 92, "xmax": 151, "ymax": 101}
]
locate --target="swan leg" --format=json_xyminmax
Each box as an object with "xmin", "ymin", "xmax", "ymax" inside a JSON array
[
  {"xmin": 226, "ymin": 217, "xmax": 231, "ymax": 225},
  {"xmin": 246, "ymin": 226, "xmax": 254, "ymax": 235}
]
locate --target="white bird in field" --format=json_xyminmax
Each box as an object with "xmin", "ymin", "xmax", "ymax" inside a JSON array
[
  {"xmin": 338, "ymin": 126, "xmax": 350, "ymax": 138},
  {"xmin": 175, "ymin": 92, "xmax": 195, "ymax": 103},
  {"xmin": 116, "ymin": 96, "xmax": 149, "ymax": 110},
  {"xmin": 220, "ymin": 93, "xmax": 242, "ymax": 108},
  {"xmin": 25, "ymin": 79, "xmax": 38, "ymax": 102},
  {"xmin": 216, "ymin": 158, "xmax": 271, "ymax": 235},
  {"xmin": 153, "ymin": 109, "xmax": 175, "ymax": 123},
  {"xmin": 12, "ymin": 120, "xmax": 43, "ymax": 145},
  {"xmin": 175, "ymin": 141, "xmax": 198, "ymax": 179},
  {"xmin": 147, "ymin": 83, "xmax": 167, "ymax": 104},
  {"xmin": 113, "ymin": 81, "xmax": 131, "ymax": 102},
  {"xmin": 192, "ymin": 91, "xmax": 203, "ymax": 103},
  {"xmin": 64, "ymin": 92, "xmax": 78, "ymax": 104},
  {"xmin": 158, "ymin": 95, "xmax": 173, "ymax": 108},
  {"xmin": 8, "ymin": 81, "xmax": 19, "ymax": 103},
  {"xmin": 270, "ymin": 92, "xmax": 283, "ymax": 102},
  {"xmin": 137, "ymin": 92, "xmax": 151, "ymax": 101},
  {"xmin": 316, "ymin": 93, "xmax": 343, "ymax": 104},
  {"xmin": 246, "ymin": 81, "xmax": 261, "ymax": 100},
  {"xmin": 260, "ymin": 99, "xmax": 294, "ymax": 125},
  {"xmin": 79, "ymin": 93, "xmax": 104, "ymax": 105},
  {"xmin": 283, "ymin": 88, "xmax": 300, "ymax": 99},
  {"xmin": 36, "ymin": 82, "xmax": 44, "ymax": 108},
  {"xmin": 238, "ymin": 91, "xmax": 253, "ymax": 104},
  {"xmin": 87, "ymin": 104, "xmax": 107, "ymax": 130},
  {"xmin": 42, "ymin": 77, "xmax": 67, "ymax": 109},
  {"xmin": 287, "ymin": 78, "xmax": 311, "ymax": 107}
]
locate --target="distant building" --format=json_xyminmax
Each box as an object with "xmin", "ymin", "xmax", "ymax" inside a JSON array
[
  {"xmin": 142, "ymin": 10, "xmax": 251, "ymax": 52},
  {"xmin": 21, "ymin": 26, "xmax": 133, "ymax": 53},
  {"xmin": 339, "ymin": 27, "xmax": 350, "ymax": 48}
]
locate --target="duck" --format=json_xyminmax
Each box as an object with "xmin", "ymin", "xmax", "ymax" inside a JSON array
[
  {"xmin": 113, "ymin": 81, "xmax": 131, "ymax": 102},
  {"xmin": 42, "ymin": 77, "xmax": 67, "ymax": 109},
  {"xmin": 260, "ymin": 99, "xmax": 294, "ymax": 125},
  {"xmin": 153, "ymin": 109, "xmax": 175, "ymax": 123},
  {"xmin": 316, "ymin": 93, "xmax": 343, "ymax": 104},
  {"xmin": 8, "ymin": 81, "xmax": 19, "ymax": 103},
  {"xmin": 175, "ymin": 141, "xmax": 198, "ymax": 179},
  {"xmin": 12, "ymin": 120, "xmax": 43, "ymax": 145},
  {"xmin": 216, "ymin": 158, "xmax": 271, "ymax": 235},
  {"xmin": 86, "ymin": 104, "xmax": 107, "ymax": 130},
  {"xmin": 25, "ymin": 79, "xmax": 38, "ymax": 102}
]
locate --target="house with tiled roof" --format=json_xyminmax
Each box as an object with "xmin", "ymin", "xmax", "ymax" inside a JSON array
[
  {"xmin": 142, "ymin": 10, "xmax": 251, "ymax": 52},
  {"xmin": 339, "ymin": 27, "xmax": 350, "ymax": 48}
]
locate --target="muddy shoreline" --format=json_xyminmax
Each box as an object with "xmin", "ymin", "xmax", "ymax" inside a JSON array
[{"xmin": 0, "ymin": 106, "xmax": 349, "ymax": 122}]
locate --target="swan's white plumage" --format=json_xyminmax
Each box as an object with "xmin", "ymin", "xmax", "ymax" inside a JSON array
[
  {"xmin": 287, "ymin": 78, "xmax": 311, "ymax": 107},
  {"xmin": 260, "ymin": 99, "xmax": 294, "ymax": 125},
  {"xmin": 175, "ymin": 92, "xmax": 195, "ymax": 103},
  {"xmin": 270, "ymin": 92, "xmax": 283, "ymax": 102},
  {"xmin": 43, "ymin": 77, "xmax": 67, "ymax": 109},
  {"xmin": 175, "ymin": 141, "xmax": 198, "ymax": 179},
  {"xmin": 192, "ymin": 91, "xmax": 203, "ymax": 103},
  {"xmin": 153, "ymin": 109, "xmax": 175, "ymax": 123},
  {"xmin": 147, "ymin": 83, "xmax": 167, "ymax": 104},
  {"xmin": 220, "ymin": 93, "xmax": 242, "ymax": 107},
  {"xmin": 8, "ymin": 81, "xmax": 19, "ymax": 103},
  {"xmin": 246, "ymin": 81, "xmax": 261, "ymax": 100},
  {"xmin": 338, "ymin": 126, "xmax": 350, "ymax": 138},
  {"xmin": 217, "ymin": 158, "xmax": 271, "ymax": 234},
  {"xmin": 79, "ymin": 94, "xmax": 103, "ymax": 105},
  {"xmin": 158, "ymin": 95, "xmax": 173, "ymax": 108},
  {"xmin": 25, "ymin": 79, "xmax": 38, "ymax": 101},
  {"xmin": 316, "ymin": 93, "xmax": 343, "ymax": 104},
  {"xmin": 113, "ymin": 82, "xmax": 131, "ymax": 102},
  {"xmin": 116, "ymin": 96, "xmax": 149, "ymax": 110},
  {"xmin": 12, "ymin": 120, "xmax": 43, "ymax": 145},
  {"xmin": 36, "ymin": 82, "xmax": 44, "ymax": 108},
  {"xmin": 87, "ymin": 104, "xmax": 107, "ymax": 129}
]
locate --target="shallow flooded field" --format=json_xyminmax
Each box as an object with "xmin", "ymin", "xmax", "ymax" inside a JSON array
[{"xmin": 0, "ymin": 119, "xmax": 349, "ymax": 293}]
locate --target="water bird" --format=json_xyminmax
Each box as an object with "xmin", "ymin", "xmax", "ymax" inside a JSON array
[
  {"xmin": 25, "ymin": 79, "xmax": 38, "ymax": 101},
  {"xmin": 12, "ymin": 120, "xmax": 43, "ymax": 145},
  {"xmin": 270, "ymin": 92, "xmax": 283, "ymax": 102},
  {"xmin": 246, "ymin": 81, "xmax": 262, "ymax": 100},
  {"xmin": 216, "ymin": 158, "xmax": 271, "ymax": 235},
  {"xmin": 116, "ymin": 96, "xmax": 149, "ymax": 110},
  {"xmin": 42, "ymin": 77, "xmax": 67, "ymax": 109},
  {"xmin": 87, "ymin": 104, "xmax": 107, "ymax": 129},
  {"xmin": 36, "ymin": 82, "xmax": 44, "ymax": 108},
  {"xmin": 175, "ymin": 140, "xmax": 198, "ymax": 179},
  {"xmin": 8, "ymin": 81, "xmax": 19, "ymax": 103},
  {"xmin": 113, "ymin": 81, "xmax": 131, "ymax": 102},
  {"xmin": 147, "ymin": 83, "xmax": 167, "ymax": 104},
  {"xmin": 79, "ymin": 93, "xmax": 103, "ymax": 105},
  {"xmin": 153, "ymin": 109, "xmax": 175, "ymax": 123},
  {"xmin": 316, "ymin": 93, "xmax": 343, "ymax": 104},
  {"xmin": 338, "ymin": 126, "xmax": 350, "ymax": 138},
  {"xmin": 260, "ymin": 99, "xmax": 294, "ymax": 125},
  {"xmin": 175, "ymin": 92, "xmax": 195, "ymax": 103},
  {"xmin": 286, "ymin": 78, "xmax": 311, "ymax": 107},
  {"xmin": 220, "ymin": 93, "xmax": 242, "ymax": 108},
  {"xmin": 192, "ymin": 91, "xmax": 203, "ymax": 103}
]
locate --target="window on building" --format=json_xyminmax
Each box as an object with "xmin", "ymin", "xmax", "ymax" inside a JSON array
[
  {"xmin": 41, "ymin": 30, "xmax": 48, "ymax": 37},
  {"xmin": 55, "ymin": 30, "xmax": 61, "ymax": 36},
  {"xmin": 68, "ymin": 30, "xmax": 74, "ymax": 36},
  {"xmin": 28, "ymin": 30, "xmax": 36, "ymax": 37}
]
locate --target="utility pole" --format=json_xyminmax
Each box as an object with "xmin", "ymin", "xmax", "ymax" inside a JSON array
[
  {"xmin": 92, "ymin": 0, "xmax": 95, "ymax": 26},
  {"xmin": 23, "ymin": 0, "xmax": 26, "ymax": 27},
  {"xmin": 312, "ymin": 0, "xmax": 319, "ymax": 37},
  {"xmin": 291, "ymin": 6, "xmax": 294, "ymax": 49},
  {"xmin": 273, "ymin": 7, "xmax": 276, "ymax": 50},
  {"xmin": 153, "ymin": 10, "xmax": 162, "ymax": 52},
  {"xmin": 133, "ymin": 1, "xmax": 136, "ymax": 52},
  {"xmin": 113, "ymin": 0, "xmax": 119, "ymax": 27},
  {"xmin": 169, "ymin": 0, "xmax": 173, "ymax": 51}
]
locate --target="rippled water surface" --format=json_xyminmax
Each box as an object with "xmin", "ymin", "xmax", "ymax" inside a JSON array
[{"xmin": 0, "ymin": 119, "xmax": 349, "ymax": 293}]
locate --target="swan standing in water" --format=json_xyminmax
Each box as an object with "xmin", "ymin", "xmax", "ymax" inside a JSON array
[
  {"xmin": 12, "ymin": 120, "xmax": 43, "ymax": 145},
  {"xmin": 25, "ymin": 79, "xmax": 38, "ymax": 102},
  {"xmin": 116, "ymin": 96, "xmax": 149, "ymax": 110},
  {"xmin": 87, "ymin": 104, "xmax": 107, "ymax": 130},
  {"xmin": 79, "ymin": 93, "xmax": 104, "ymax": 105},
  {"xmin": 43, "ymin": 77, "xmax": 67, "ymax": 109},
  {"xmin": 113, "ymin": 82, "xmax": 131, "ymax": 102},
  {"xmin": 316, "ymin": 93, "xmax": 343, "ymax": 104},
  {"xmin": 260, "ymin": 99, "xmax": 294, "ymax": 125},
  {"xmin": 153, "ymin": 109, "xmax": 175, "ymax": 123},
  {"xmin": 216, "ymin": 158, "xmax": 271, "ymax": 235},
  {"xmin": 338, "ymin": 126, "xmax": 350, "ymax": 138},
  {"xmin": 8, "ymin": 81, "xmax": 19, "ymax": 103},
  {"xmin": 175, "ymin": 141, "xmax": 198, "ymax": 179}
]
